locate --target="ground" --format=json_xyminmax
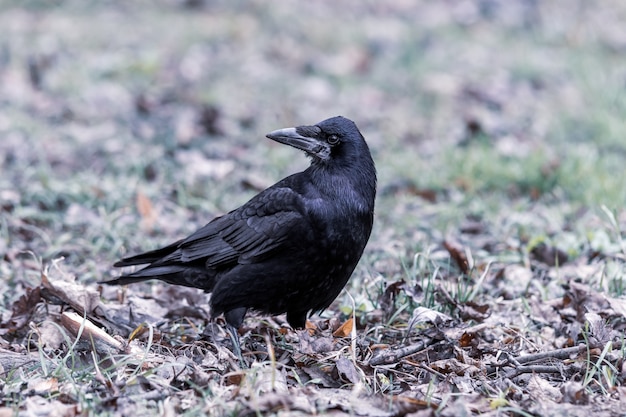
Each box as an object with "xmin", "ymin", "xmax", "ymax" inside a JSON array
[{"xmin": 1, "ymin": 1, "xmax": 626, "ymax": 416}]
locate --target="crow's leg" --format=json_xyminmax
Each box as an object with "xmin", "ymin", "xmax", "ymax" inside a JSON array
[{"xmin": 224, "ymin": 307, "xmax": 248, "ymax": 367}]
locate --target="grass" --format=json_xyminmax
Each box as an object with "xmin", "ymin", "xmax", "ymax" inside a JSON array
[{"xmin": 2, "ymin": 0, "xmax": 626, "ymax": 415}]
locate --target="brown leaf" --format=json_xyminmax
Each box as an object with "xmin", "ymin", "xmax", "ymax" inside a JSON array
[
  {"xmin": 530, "ymin": 242, "xmax": 568, "ymax": 266},
  {"xmin": 561, "ymin": 381, "xmax": 589, "ymax": 405},
  {"xmin": 2, "ymin": 286, "xmax": 41, "ymax": 333},
  {"xmin": 332, "ymin": 317, "xmax": 353, "ymax": 338},
  {"xmin": 198, "ymin": 104, "xmax": 223, "ymax": 136},
  {"xmin": 27, "ymin": 377, "xmax": 59, "ymax": 394},
  {"xmin": 444, "ymin": 239, "xmax": 471, "ymax": 273},
  {"xmin": 459, "ymin": 331, "xmax": 478, "ymax": 348},
  {"xmin": 379, "ymin": 280, "xmax": 403, "ymax": 315},
  {"xmin": 380, "ymin": 180, "xmax": 438, "ymax": 202},
  {"xmin": 458, "ymin": 301, "xmax": 490, "ymax": 322},
  {"xmin": 298, "ymin": 328, "xmax": 333, "ymax": 354},
  {"xmin": 430, "ymin": 357, "xmax": 482, "ymax": 377},
  {"xmin": 224, "ymin": 371, "xmax": 244, "ymax": 386},
  {"xmin": 136, "ymin": 190, "xmax": 156, "ymax": 230},
  {"xmin": 305, "ymin": 319, "xmax": 318, "ymax": 336}
]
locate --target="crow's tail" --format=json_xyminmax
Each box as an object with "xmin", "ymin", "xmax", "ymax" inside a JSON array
[
  {"xmin": 101, "ymin": 264, "xmax": 216, "ymax": 291},
  {"xmin": 113, "ymin": 240, "xmax": 183, "ymax": 267}
]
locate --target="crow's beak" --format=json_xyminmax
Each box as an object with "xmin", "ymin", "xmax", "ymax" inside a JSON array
[{"xmin": 266, "ymin": 125, "xmax": 331, "ymax": 160}]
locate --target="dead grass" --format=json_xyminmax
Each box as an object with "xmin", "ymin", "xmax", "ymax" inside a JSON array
[{"xmin": 1, "ymin": 1, "xmax": 626, "ymax": 416}]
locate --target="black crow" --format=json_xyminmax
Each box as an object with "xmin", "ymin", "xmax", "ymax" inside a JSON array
[{"xmin": 105, "ymin": 116, "xmax": 376, "ymax": 338}]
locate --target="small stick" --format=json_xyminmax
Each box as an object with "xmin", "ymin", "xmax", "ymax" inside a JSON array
[{"xmin": 369, "ymin": 340, "xmax": 428, "ymax": 366}]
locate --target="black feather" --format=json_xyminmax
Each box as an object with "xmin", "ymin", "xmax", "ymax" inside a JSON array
[{"xmin": 103, "ymin": 116, "xmax": 376, "ymax": 330}]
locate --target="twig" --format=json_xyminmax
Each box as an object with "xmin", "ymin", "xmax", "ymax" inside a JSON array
[
  {"xmin": 369, "ymin": 340, "xmax": 428, "ymax": 366},
  {"xmin": 515, "ymin": 345, "xmax": 586, "ymax": 364},
  {"xmin": 487, "ymin": 345, "xmax": 588, "ymax": 377},
  {"xmin": 406, "ymin": 360, "xmax": 447, "ymax": 380},
  {"xmin": 504, "ymin": 364, "xmax": 564, "ymax": 379}
]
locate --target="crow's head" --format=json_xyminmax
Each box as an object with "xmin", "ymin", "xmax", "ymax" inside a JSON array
[{"xmin": 266, "ymin": 116, "xmax": 368, "ymax": 163}]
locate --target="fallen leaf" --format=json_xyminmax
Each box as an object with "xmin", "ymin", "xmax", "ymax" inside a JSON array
[
  {"xmin": 530, "ymin": 242, "xmax": 568, "ymax": 266},
  {"xmin": 24, "ymin": 397, "xmax": 78, "ymax": 417},
  {"xmin": 527, "ymin": 374, "xmax": 562, "ymax": 402},
  {"xmin": 502, "ymin": 264, "xmax": 533, "ymax": 298},
  {"xmin": 299, "ymin": 328, "xmax": 333, "ymax": 354},
  {"xmin": 444, "ymin": 239, "xmax": 471, "ymax": 273},
  {"xmin": 36, "ymin": 320, "xmax": 66, "ymax": 350},
  {"xmin": 136, "ymin": 190, "xmax": 156, "ymax": 230},
  {"xmin": 336, "ymin": 357, "xmax": 361, "ymax": 384},
  {"xmin": 332, "ymin": 318, "xmax": 353, "ymax": 338},
  {"xmin": 27, "ymin": 377, "xmax": 59, "ymax": 394},
  {"xmin": 2, "ymin": 286, "xmax": 41, "ymax": 333},
  {"xmin": 560, "ymin": 381, "xmax": 589, "ymax": 405},
  {"xmin": 430, "ymin": 357, "xmax": 482, "ymax": 376},
  {"xmin": 242, "ymin": 363, "xmax": 288, "ymax": 394},
  {"xmin": 198, "ymin": 104, "xmax": 223, "ymax": 136},
  {"xmin": 41, "ymin": 264, "xmax": 100, "ymax": 314},
  {"xmin": 458, "ymin": 301, "xmax": 490, "ymax": 321},
  {"xmin": 459, "ymin": 331, "xmax": 478, "ymax": 348},
  {"xmin": 409, "ymin": 306, "xmax": 452, "ymax": 325},
  {"xmin": 379, "ymin": 280, "xmax": 403, "ymax": 315},
  {"xmin": 298, "ymin": 365, "xmax": 341, "ymax": 388},
  {"xmin": 604, "ymin": 294, "xmax": 626, "ymax": 318}
]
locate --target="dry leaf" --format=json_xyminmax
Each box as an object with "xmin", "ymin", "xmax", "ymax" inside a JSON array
[
  {"xmin": 3, "ymin": 286, "xmax": 41, "ymax": 333},
  {"xmin": 561, "ymin": 381, "xmax": 589, "ymax": 405},
  {"xmin": 332, "ymin": 318, "xmax": 353, "ymax": 338},
  {"xmin": 24, "ymin": 398, "xmax": 78, "ymax": 417},
  {"xmin": 136, "ymin": 190, "xmax": 156, "ymax": 230},
  {"xmin": 604, "ymin": 295, "xmax": 626, "ymax": 318},
  {"xmin": 444, "ymin": 239, "xmax": 471, "ymax": 273},
  {"xmin": 336, "ymin": 357, "xmax": 361, "ymax": 384},
  {"xmin": 530, "ymin": 242, "xmax": 568, "ymax": 266},
  {"xmin": 527, "ymin": 374, "xmax": 562, "ymax": 402},
  {"xmin": 429, "ymin": 357, "xmax": 482, "ymax": 377},
  {"xmin": 36, "ymin": 320, "xmax": 66, "ymax": 350},
  {"xmin": 410, "ymin": 306, "xmax": 452, "ymax": 325},
  {"xmin": 298, "ymin": 328, "xmax": 333, "ymax": 354},
  {"xmin": 458, "ymin": 301, "xmax": 490, "ymax": 321},
  {"xmin": 27, "ymin": 377, "xmax": 59, "ymax": 394},
  {"xmin": 459, "ymin": 331, "xmax": 478, "ymax": 348},
  {"xmin": 41, "ymin": 265, "xmax": 100, "ymax": 314}
]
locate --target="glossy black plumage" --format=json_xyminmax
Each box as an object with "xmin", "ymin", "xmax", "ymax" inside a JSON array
[{"xmin": 106, "ymin": 116, "xmax": 376, "ymax": 330}]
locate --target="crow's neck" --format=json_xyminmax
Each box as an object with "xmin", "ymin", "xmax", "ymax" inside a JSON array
[{"xmin": 307, "ymin": 158, "xmax": 376, "ymax": 214}]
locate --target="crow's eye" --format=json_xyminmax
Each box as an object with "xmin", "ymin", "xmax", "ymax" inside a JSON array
[{"xmin": 327, "ymin": 135, "xmax": 339, "ymax": 145}]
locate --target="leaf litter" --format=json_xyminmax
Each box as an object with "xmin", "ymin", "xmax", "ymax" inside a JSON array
[
  {"xmin": 1, "ymin": 1, "xmax": 626, "ymax": 416},
  {"xmin": 5, "ymin": 233, "xmax": 625, "ymax": 416}
]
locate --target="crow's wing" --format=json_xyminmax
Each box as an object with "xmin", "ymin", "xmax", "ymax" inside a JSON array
[{"xmin": 178, "ymin": 186, "xmax": 309, "ymax": 266}]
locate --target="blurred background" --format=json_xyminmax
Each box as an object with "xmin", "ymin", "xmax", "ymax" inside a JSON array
[
  {"xmin": 1, "ymin": 2, "xmax": 626, "ymax": 414},
  {"xmin": 1, "ymin": 0, "xmax": 625, "ymax": 283}
]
